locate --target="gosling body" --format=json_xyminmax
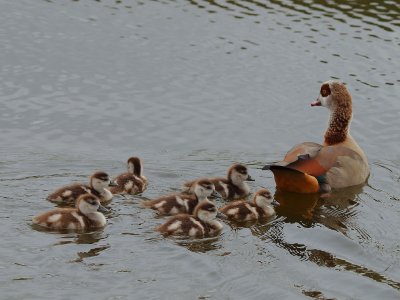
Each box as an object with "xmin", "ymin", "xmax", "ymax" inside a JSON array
[
  {"xmin": 110, "ymin": 156, "xmax": 148, "ymax": 195},
  {"xmin": 219, "ymin": 188, "xmax": 278, "ymax": 221},
  {"xmin": 142, "ymin": 179, "xmax": 215, "ymax": 215},
  {"xmin": 156, "ymin": 200, "xmax": 223, "ymax": 238},
  {"xmin": 183, "ymin": 164, "xmax": 254, "ymax": 200},
  {"xmin": 47, "ymin": 171, "xmax": 116, "ymax": 205},
  {"xmin": 33, "ymin": 194, "xmax": 107, "ymax": 231}
]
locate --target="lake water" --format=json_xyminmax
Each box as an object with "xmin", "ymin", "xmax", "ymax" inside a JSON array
[{"xmin": 0, "ymin": 0, "xmax": 399, "ymax": 299}]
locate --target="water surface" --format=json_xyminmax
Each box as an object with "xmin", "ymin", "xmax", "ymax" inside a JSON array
[{"xmin": 0, "ymin": 0, "xmax": 399, "ymax": 299}]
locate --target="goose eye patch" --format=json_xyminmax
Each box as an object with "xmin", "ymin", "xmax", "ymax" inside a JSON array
[{"xmin": 320, "ymin": 83, "xmax": 331, "ymax": 97}]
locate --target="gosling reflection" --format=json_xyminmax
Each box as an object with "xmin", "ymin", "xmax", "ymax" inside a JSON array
[
  {"xmin": 74, "ymin": 245, "xmax": 110, "ymax": 263},
  {"xmin": 52, "ymin": 230, "xmax": 106, "ymax": 246},
  {"xmin": 176, "ymin": 237, "xmax": 222, "ymax": 253}
]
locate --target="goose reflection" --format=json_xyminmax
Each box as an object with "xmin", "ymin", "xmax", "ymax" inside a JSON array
[
  {"xmin": 247, "ymin": 186, "xmax": 400, "ymax": 290},
  {"xmin": 273, "ymin": 184, "xmax": 364, "ymax": 232}
]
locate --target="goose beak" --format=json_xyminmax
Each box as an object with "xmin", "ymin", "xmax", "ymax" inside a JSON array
[
  {"xmin": 311, "ymin": 100, "xmax": 321, "ymax": 106},
  {"xmin": 246, "ymin": 175, "xmax": 255, "ymax": 181},
  {"xmin": 98, "ymin": 204, "xmax": 111, "ymax": 213},
  {"xmin": 109, "ymin": 181, "xmax": 118, "ymax": 187},
  {"xmin": 262, "ymin": 165, "xmax": 270, "ymax": 170}
]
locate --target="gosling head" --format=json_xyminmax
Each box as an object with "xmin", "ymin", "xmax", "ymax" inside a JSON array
[
  {"xmin": 253, "ymin": 188, "xmax": 279, "ymax": 209},
  {"xmin": 228, "ymin": 164, "xmax": 254, "ymax": 185},
  {"xmin": 76, "ymin": 194, "xmax": 102, "ymax": 215},
  {"xmin": 127, "ymin": 156, "xmax": 143, "ymax": 176},
  {"xmin": 90, "ymin": 171, "xmax": 116, "ymax": 192},
  {"xmin": 192, "ymin": 179, "xmax": 216, "ymax": 200},
  {"xmin": 194, "ymin": 201, "xmax": 218, "ymax": 222}
]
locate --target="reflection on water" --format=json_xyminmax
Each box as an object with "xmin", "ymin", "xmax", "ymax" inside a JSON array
[
  {"xmin": 274, "ymin": 190, "xmax": 320, "ymax": 222},
  {"xmin": 176, "ymin": 236, "xmax": 222, "ymax": 253},
  {"xmin": 248, "ymin": 185, "xmax": 400, "ymax": 292},
  {"xmin": 31, "ymin": 224, "xmax": 107, "ymax": 240},
  {"xmin": 74, "ymin": 245, "xmax": 110, "ymax": 263},
  {"xmin": 273, "ymin": 185, "xmax": 367, "ymax": 235},
  {"xmin": 252, "ymin": 213, "xmax": 400, "ymax": 292}
]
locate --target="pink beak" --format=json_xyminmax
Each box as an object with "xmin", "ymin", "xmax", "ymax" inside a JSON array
[{"xmin": 310, "ymin": 100, "xmax": 321, "ymax": 106}]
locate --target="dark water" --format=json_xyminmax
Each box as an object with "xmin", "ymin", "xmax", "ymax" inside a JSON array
[{"xmin": 0, "ymin": 0, "xmax": 399, "ymax": 299}]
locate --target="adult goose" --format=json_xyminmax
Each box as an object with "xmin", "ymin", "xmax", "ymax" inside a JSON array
[{"xmin": 263, "ymin": 81, "xmax": 369, "ymax": 193}]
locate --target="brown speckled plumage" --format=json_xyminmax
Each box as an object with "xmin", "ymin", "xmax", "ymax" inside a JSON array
[
  {"xmin": 219, "ymin": 188, "xmax": 275, "ymax": 221},
  {"xmin": 47, "ymin": 183, "xmax": 99, "ymax": 206},
  {"xmin": 324, "ymin": 82, "xmax": 352, "ymax": 146},
  {"xmin": 47, "ymin": 171, "xmax": 112, "ymax": 205},
  {"xmin": 143, "ymin": 179, "xmax": 215, "ymax": 215},
  {"xmin": 33, "ymin": 194, "xmax": 106, "ymax": 230},
  {"xmin": 142, "ymin": 194, "xmax": 199, "ymax": 215},
  {"xmin": 109, "ymin": 173, "xmax": 147, "ymax": 195},
  {"xmin": 156, "ymin": 201, "xmax": 222, "ymax": 238},
  {"xmin": 110, "ymin": 157, "xmax": 148, "ymax": 195}
]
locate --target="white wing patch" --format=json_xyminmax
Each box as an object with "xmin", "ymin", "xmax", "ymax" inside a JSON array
[
  {"xmin": 167, "ymin": 220, "xmax": 182, "ymax": 232},
  {"xmin": 62, "ymin": 190, "xmax": 72, "ymax": 197},
  {"xmin": 51, "ymin": 196, "xmax": 63, "ymax": 203},
  {"xmin": 154, "ymin": 200, "xmax": 166, "ymax": 209},
  {"xmin": 183, "ymin": 199, "xmax": 190, "ymax": 212},
  {"xmin": 124, "ymin": 181, "xmax": 133, "ymax": 191},
  {"xmin": 170, "ymin": 207, "xmax": 179, "ymax": 215},
  {"xmin": 48, "ymin": 213, "xmax": 62, "ymax": 223},
  {"xmin": 72, "ymin": 212, "xmax": 85, "ymax": 229},
  {"xmin": 189, "ymin": 217, "xmax": 205, "ymax": 236},
  {"xmin": 227, "ymin": 208, "xmax": 239, "ymax": 216},
  {"xmin": 244, "ymin": 203, "xmax": 258, "ymax": 220},
  {"xmin": 175, "ymin": 196, "xmax": 184, "ymax": 206},
  {"xmin": 189, "ymin": 228, "xmax": 198, "ymax": 237}
]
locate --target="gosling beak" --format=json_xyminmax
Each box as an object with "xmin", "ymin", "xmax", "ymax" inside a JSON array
[
  {"xmin": 216, "ymin": 212, "xmax": 225, "ymax": 218},
  {"xmin": 211, "ymin": 190, "xmax": 222, "ymax": 198},
  {"xmin": 246, "ymin": 175, "xmax": 255, "ymax": 181},
  {"xmin": 109, "ymin": 181, "xmax": 118, "ymax": 187},
  {"xmin": 272, "ymin": 200, "xmax": 280, "ymax": 207},
  {"xmin": 98, "ymin": 204, "xmax": 111, "ymax": 213}
]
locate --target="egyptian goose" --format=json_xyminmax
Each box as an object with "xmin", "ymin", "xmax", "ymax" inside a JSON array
[{"xmin": 263, "ymin": 81, "xmax": 369, "ymax": 193}]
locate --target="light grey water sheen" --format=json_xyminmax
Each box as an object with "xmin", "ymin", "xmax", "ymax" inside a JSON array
[{"xmin": 0, "ymin": 0, "xmax": 399, "ymax": 299}]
